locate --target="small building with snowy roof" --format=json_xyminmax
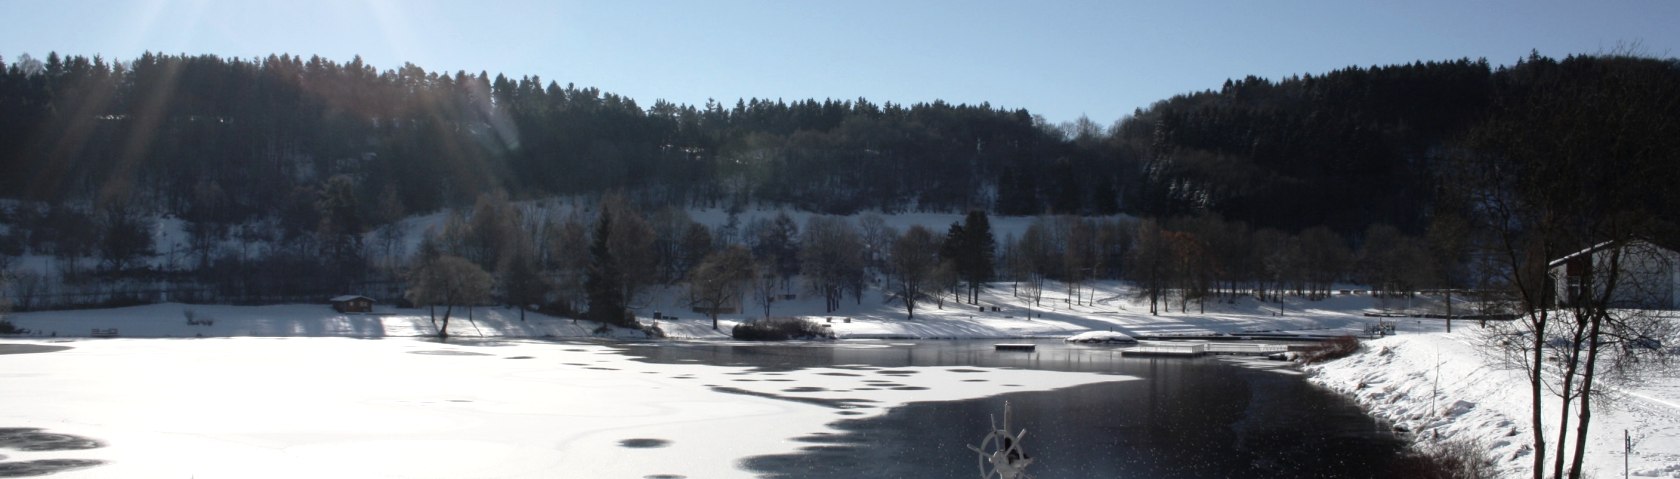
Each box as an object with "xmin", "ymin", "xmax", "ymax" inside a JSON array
[
  {"xmin": 330, "ymin": 295, "xmax": 376, "ymax": 313},
  {"xmin": 1548, "ymin": 239, "xmax": 1680, "ymax": 310}
]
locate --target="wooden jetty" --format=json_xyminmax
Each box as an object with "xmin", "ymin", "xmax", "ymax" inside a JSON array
[
  {"xmin": 994, "ymin": 343, "xmax": 1037, "ymax": 352},
  {"xmin": 1123, "ymin": 343, "xmax": 1206, "ymax": 357},
  {"xmin": 1122, "ymin": 342, "xmax": 1290, "ymax": 357},
  {"xmin": 1204, "ymin": 343, "xmax": 1288, "ymax": 356}
]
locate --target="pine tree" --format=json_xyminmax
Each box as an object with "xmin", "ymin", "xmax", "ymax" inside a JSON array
[
  {"xmin": 499, "ymin": 237, "xmax": 547, "ymax": 322},
  {"xmin": 939, "ymin": 222, "xmax": 966, "ymax": 305},
  {"xmin": 766, "ymin": 212, "xmax": 801, "ymax": 291},
  {"xmin": 584, "ymin": 211, "xmax": 628, "ymax": 326},
  {"xmin": 960, "ymin": 210, "xmax": 997, "ymax": 304},
  {"xmin": 316, "ymin": 175, "xmax": 366, "ymax": 290}
]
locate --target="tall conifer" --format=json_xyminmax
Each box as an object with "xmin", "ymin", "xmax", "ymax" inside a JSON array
[{"xmin": 585, "ymin": 211, "xmax": 628, "ymax": 326}]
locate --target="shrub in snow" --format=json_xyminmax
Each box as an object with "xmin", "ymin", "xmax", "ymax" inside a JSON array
[
  {"xmin": 1301, "ymin": 335, "xmax": 1361, "ymax": 364},
  {"xmin": 1385, "ymin": 437, "xmax": 1497, "ymax": 479},
  {"xmin": 732, "ymin": 317, "xmax": 835, "ymax": 341},
  {"xmin": 183, "ymin": 309, "xmax": 214, "ymax": 326},
  {"xmin": 0, "ymin": 318, "xmax": 25, "ymax": 335},
  {"xmin": 640, "ymin": 321, "xmax": 666, "ymax": 339}
]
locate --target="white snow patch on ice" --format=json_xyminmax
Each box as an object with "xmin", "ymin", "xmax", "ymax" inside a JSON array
[{"xmin": 0, "ymin": 337, "xmax": 1132, "ymax": 478}]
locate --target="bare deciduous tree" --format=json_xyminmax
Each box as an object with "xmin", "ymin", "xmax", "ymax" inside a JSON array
[
  {"xmin": 888, "ymin": 225, "xmax": 940, "ymax": 319},
  {"xmin": 1459, "ymin": 52, "xmax": 1680, "ymax": 479},
  {"xmin": 800, "ymin": 216, "xmax": 865, "ymax": 313},
  {"xmin": 406, "ymin": 255, "xmax": 492, "ymax": 338},
  {"xmin": 688, "ymin": 245, "xmax": 754, "ymax": 329}
]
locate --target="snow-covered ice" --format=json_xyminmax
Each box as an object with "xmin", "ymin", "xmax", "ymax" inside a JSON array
[{"xmin": 0, "ymin": 337, "xmax": 1132, "ymax": 478}]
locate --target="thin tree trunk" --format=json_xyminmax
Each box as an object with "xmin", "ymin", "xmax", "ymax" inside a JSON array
[
  {"xmin": 439, "ymin": 303, "xmax": 453, "ymax": 338},
  {"xmin": 905, "ymin": 291, "xmax": 916, "ymax": 319},
  {"xmin": 1568, "ymin": 312, "xmax": 1605, "ymax": 479},
  {"xmin": 1445, "ymin": 289, "xmax": 1453, "ymax": 333},
  {"xmin": 1529, "ymin": 309, "xmax": 1549, "ymax": 479},
  {"xmin": 1552, "ymin": 327, "xmax": 1582, "ymax": 479}
]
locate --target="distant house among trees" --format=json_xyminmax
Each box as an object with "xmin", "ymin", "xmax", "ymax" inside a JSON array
[
  {"xmin": 330, "ymin": 295, "xmax": 376, "ymax": 313},
  {"xmin": 1548, "ymin": 239, "xmax": 1680, "ymax": 310}
]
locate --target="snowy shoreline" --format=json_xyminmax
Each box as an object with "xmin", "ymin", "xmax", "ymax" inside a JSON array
[{"xmin": 1305, "ymin": 331, "xmax": 1680, "ymax": 478}]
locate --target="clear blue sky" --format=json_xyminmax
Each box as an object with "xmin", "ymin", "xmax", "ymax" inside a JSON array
[{"xmin": 2, "ymin": 0, "xmax": 1676, "ymax": 126}]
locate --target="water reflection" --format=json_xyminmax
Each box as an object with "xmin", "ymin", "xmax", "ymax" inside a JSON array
[{"xmin": 613, "ymin": 340, "xmax": 1402, "ymax": 478}]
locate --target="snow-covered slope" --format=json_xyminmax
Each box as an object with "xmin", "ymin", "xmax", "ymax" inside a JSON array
[{"xmin": 1307, "ymin": 331, "xmax": 1680, "ymax": 478}]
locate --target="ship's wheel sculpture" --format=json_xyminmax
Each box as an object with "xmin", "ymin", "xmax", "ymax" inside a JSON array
[{"xmin": 967, "ymin": 401, "xmax": 1034, "ymax": 479}]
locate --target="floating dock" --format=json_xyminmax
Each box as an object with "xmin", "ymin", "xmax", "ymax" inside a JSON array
[
  {"xmin": 1204, "ymin": 343, "xmax": 1289, "ymax": 356},
  {"xmin": 994, "ymin": 343, "xmax": 1037, "ymax": 352},
  {"xmin": 1121, "ymin": 342, "xmax": 1291, "ymax": 357},
  {"xmin": 1122, "ymin": 343, "xmax": 1207, "ymax": 357}
]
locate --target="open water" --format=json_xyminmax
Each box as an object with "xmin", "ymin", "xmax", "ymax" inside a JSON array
[{"xmin": 616, "ymin": 339, "xmax": 1403, "ymax": 478}]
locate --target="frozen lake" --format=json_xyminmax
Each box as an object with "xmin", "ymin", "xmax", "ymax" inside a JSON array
[{"xmin": 0, "ymin": 338, "xmax": 1399, "ymax": 478}]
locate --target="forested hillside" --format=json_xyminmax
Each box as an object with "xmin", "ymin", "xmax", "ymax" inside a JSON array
[
  {"xmin": 0, "ymin": 52, "xmax": 1085, "ymax": 220},
  {"xmin": 2, "ymin": 52, "xmax": 1677, "ymax": 234}
]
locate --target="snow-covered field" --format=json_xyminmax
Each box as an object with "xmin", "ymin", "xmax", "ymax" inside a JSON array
[
  {"xmin": 3, "ymin": 281, "xmax": 1678, "ymax": 478},
  {"xmin": 2, "ymin": 279, "xmax": 1398, "ymax": 342}
]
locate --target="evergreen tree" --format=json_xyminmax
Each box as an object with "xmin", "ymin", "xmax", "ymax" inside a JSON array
[
  {"xmin": 498, "ymin": 236, "xmax": 547, "ymax": 322},
  {"xmin": 316, "ymin": 175, "xmax": 366, "ymax": 289},
  {"xmin": 546, "ymin": 212, "xmax": 591, "ymax": 318},
  {"xmin": 584, "ymin": 211, "xmax": 628, "ymax": 326},
  {"xmin": 959, "ymin": 210, "xmax": 997, "ymax": 304},
  {"xmin": 94, "ymin": 202, "xmax": 154, "ymax": 273},
  {"xmin": 939, "ymin": 222, "xmax": 965, "ymax": 278},
  {"xmin": 940, "ymin": 212, "xmax": 998, "ymax": 305},
  {"xmin": 748, "ymin": 212, "xmax": 801, "ymax": 292}
]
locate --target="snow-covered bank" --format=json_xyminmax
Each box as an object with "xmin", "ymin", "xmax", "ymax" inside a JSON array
[
  {"xmin": 2, "ymin": 302, "xmax": 649, "ymax": 339},
  {"xmin": 1306, "ymin": 331, "xmax": 1680, "ymax": 478},
  {"xmin": 4, "ymin": 281, "xmax": 1392, "ymax": 341},
  {"xmin": 0, "ymin": 337, "xmax": 1130, "ymax": 478}
]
